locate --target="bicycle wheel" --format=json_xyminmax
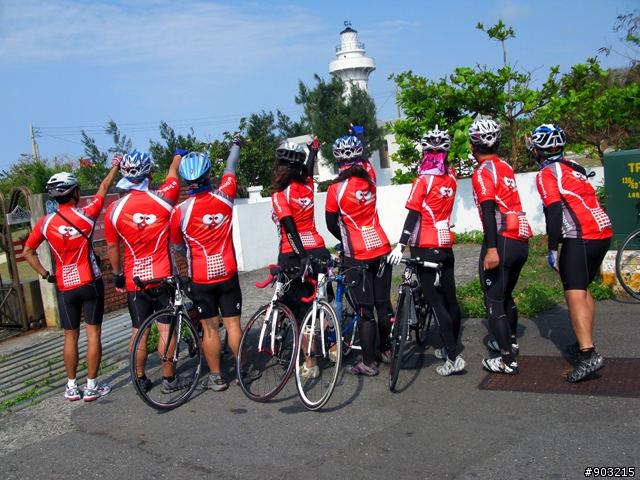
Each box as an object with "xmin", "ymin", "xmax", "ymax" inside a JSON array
[
  {"xmin": 389, "ymin": 288, "xmax": 409, "ymax": 391},
  {"xmin": 295, "ymin": 300, "xmax": 342, "ymax": 410},
  {"xmin": 616, "ymin": 227, "xmax": 640, "ymax": 300},
  {"xmin": 236, "ymin": 302, "xmax": 299, "ymax": 402},
  {"xmin": 130, "ymin": 309, "xmax": 202, "ymax": 410},
  {"xmin": 339, "ymin": 289, "xmax": 359, "ymax": 357},
  {"xmin": 415, "ymin": 300, "xmax": 434, "ymax": 347}
]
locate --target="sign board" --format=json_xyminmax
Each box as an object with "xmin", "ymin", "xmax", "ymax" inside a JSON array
[
  {"xmin": 6, "ymin": 205, "xmax": 32, "ymax": 225},
  {"xmin": 76, "ymin": 193, "xmax": 120, "ymax": 242}
]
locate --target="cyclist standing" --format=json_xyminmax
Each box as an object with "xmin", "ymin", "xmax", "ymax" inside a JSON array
[
  {"xmin": 24, "ymin": 163, "xmax": 119, "ymax": 401},
  {"xmin": 105, "ymin": 150, "xmax": 185, "ymax": 394},
  {"xmin": 528, "ymin": 124, "xmax": 611, "ymax": 382},
  {"xmin": 271, "ymin": 137, "xmax": 330, "ymax": 379},
  {"xmin": 470, "ymin": 116, "xmax": 531, "ymax": 375},
  {"xmin": 388, "ymin": 126, "xmax": 465, "ymax": 376},
  {"xmin": 170, "ymin": 138, "xmax": 259, "ymax": 389},
  {"xmin": 325, "ymin": 124, "xmax": 393, "ymax": 377}
]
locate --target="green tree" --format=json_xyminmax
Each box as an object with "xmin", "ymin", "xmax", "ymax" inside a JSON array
[
  {"xmin": 599, "ymin": 9, "xmax": 640, "ymax": 66},
  {"xmin": 389, "ymin": 20, "xmax": 560, "ymax": 181},
  {"xmin": 148, "ymin": 122, "xmax": 201, "ymax": 173},
  {"xmin": 79, "ymin": 120, "xmax": 132, "ymax": 188},
  {"xmin": 531, "ymin": 59, "xmax": 640, "ymax": 162},
  {"xmin": 0, "ymin": 155, "xmax": 74, "ymax": 197},
  {"xmin": 295, "ymin": 75, "xmax": 385, "ymax": 168}
]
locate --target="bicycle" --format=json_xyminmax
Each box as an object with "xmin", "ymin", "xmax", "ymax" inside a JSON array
[
  {"xmin": 236, "ymin": 264, "xmax": 303, "ymax": 402},
  {"xmin": 382, "ymin": 257, "xmax": 440, "ymax": 391},
  {"xmin": 330, "ymin": 246, "xmax": 362, "ymax": 358},
  {"xmin": 129, "ymin": 276, "xmax": 203, "ymax": 410},
  {"xmin": 615, "ymin": 227, "xmax": 640, "ymax": 300}
]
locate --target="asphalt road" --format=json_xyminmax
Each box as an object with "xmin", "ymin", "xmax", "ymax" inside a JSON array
[{"xmin": 1, "ymin": 245, "xmax": 639, "ymax": 479}]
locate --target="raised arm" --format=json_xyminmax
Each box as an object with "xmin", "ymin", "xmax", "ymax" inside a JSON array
[
  {"xmin": 306, "ymin": 137, "xmax": 322, "ymax": 178},
  {"xmin": 167, "ymin": 149, "xmax": 187, "ymax": 180},
  {"xmin": 224, "ymin": 136, "xmax": 245, "ymax": 176},
  {"xmin": 96, "ymin": 163, "xmax": 120, "ymax": 198}
]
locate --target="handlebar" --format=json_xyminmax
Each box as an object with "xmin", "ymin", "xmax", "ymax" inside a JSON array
[
  {"xmin": 254, "ymin": 262, "xmax": 307, "ymax": 289},
  {"xmin": 400, "ymin": 258, "xmax": 442, "ymax": 270},
  {"xmin": 133, "ymin": 275, "xmax": 197, "ymax": 302}
]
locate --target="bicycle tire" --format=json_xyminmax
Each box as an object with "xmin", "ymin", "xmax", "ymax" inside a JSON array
[
  {"xmin": 415, "ymin": 301, "xmax": 434, "ymax": 347},
  {"xmin": 340, "ymin": 289, "xmax": 359, "ymax": 357},
  {"xmin": 616, "ymin": 227, "xmax": 640, "ymax": 300},
  {"xmin": 130, "ymin": 309, "xmax": 202, "ymax": 410},
  {"xmin": 389, "ymin": 287, "xmax": 409, "ymax": 391},
  {"xmin": 236, "ymin": 302, "xmax": 299, "ymax": 402},
  {"xmin": 295, "ymin": 300, "xmax": 342, "ymax": 410}
]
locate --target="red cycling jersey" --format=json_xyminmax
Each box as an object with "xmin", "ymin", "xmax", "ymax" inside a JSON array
[
  {"xmin": 170, "ymin": 174, "xmax": 238, "ymax": 284},
  {"xmin": 105, "ymin": 178, "xmax": 180, "ymax": 291},
  {"xmin": 405, "ymin": 167, "xmax": 457, "ymax": 248},
  {"xmin": 271, "ymin": 177, "xmax": 325, "ymax": 255},
  {"xmin": 536, "ymin": 159, "xmax": 612, "ymax": 240},
  {"xmin": 26, "ymin": 196, "xmax": 104, "ymax": 291},
  {"xmin": 326, "ymin": 174, "xmax": 390, "ymax": 260},
  {"xmin": 472, "ymin": 156, "xmax": 532, "ymax": 242}
]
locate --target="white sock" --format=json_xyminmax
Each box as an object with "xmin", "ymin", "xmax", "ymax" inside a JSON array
[
  {"xmin": 86, "ymin": 378, "xmax": 97, "ymax": 389},
  {"xmin": 67, "ymin": 378, "xmax": 77, "ymax": 388}
]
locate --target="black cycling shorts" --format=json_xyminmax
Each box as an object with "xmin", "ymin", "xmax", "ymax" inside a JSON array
[
  {"xmin": 190, "ymin": 273, "xmax": 242, "ymax": 319},
  {"xmin": 127, "ymin": 288, "xmax": 171, "ymax": 329},
  {"xmin": 57, "ymin": 278, "xmax": 105, "ymax": 331},
  {"xmin": 559, "ymin": 237, "xmax": 610, "ymax": 291}
]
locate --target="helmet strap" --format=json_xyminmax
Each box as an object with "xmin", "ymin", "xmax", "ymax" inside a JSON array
[{"xmin": 188, "ymin": 184, "xmax": 213, "ymax": 196}]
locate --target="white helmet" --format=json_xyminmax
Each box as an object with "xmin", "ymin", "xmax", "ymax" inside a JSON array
[
  {"xmin": 468, "ymin": 116, "xmax": 501, "ymax": 148},
  {"xmin": 276, "ymin": 141, "xmax": 306, "ymax": 165},
  {"xmin": 45, "ymin": 172, "xmax": 79, "ymax": 197},
  {"xmin": 421, "ymin": 125, "xmax": 451, "ymax": 152}
]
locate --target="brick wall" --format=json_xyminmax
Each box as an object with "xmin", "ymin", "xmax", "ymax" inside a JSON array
[{"xmin": 95, "ymin": 182, "xmax": 191, "ymax": 314}]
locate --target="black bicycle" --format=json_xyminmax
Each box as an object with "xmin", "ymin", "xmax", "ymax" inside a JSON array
[
  {"xmin": 383, "ymin": 257, "xmax": 440, "ymax": 391},
  {"xmin": 129, "ymin": 276, "xmax": 202, "ymax": 410}
]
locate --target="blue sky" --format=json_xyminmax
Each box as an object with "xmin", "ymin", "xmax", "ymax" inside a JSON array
[{"xmin": 0, "ymin": 0, "xmax": 635, "ymax": 170}]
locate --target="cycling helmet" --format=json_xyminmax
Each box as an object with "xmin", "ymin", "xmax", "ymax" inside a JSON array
[
  {"xmin": 468, "ymin": 116, "xmax": 501, "ymax": 148},
  {"xmin": 421, "ymin": 125, "xmax": 451, "ymax": 152},
  {"xmin": 530, "ymin": 124, "xmax": 566, "ymax": 160},
  {"xmin": 276, "ymin": 141, "xmax": 306, "ymax": 166},
  {"xmin": 332, "ymin": 135, "xmax": 364, "ymax": 164},
  {"xmin": 120, "ymin": 150, "xmax": 153, "ymax": 181},
  {"xmin": 179, "ymin": 152, "xmax": 211, "ymax": 185},
  {"xmin": 45, "ymin": 172, "xmax": 79, "ymax": 197}
]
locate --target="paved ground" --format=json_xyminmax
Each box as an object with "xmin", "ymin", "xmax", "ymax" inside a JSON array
[{"xmin": 1, "ymin": 245, "xmax": 639, "ymax": 479}]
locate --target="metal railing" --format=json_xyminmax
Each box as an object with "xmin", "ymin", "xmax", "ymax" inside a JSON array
[{"xmin": 336, "ymin": 42, "xmax": 365, "ymax": 52}]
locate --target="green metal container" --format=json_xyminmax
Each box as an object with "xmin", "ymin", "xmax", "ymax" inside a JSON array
[{"xmin": 604, "ymin": 149, "xmax": 640, "ymax": 249}]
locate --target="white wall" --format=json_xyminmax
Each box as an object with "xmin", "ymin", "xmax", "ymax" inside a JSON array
[{"xmin": 232, "ymin": 166, "xmax": 605, "ymax": 272}]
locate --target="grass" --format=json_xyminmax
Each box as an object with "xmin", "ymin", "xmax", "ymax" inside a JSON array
[
  {"xmin": 0, "ymin": 355, "xmax": 8, "ymax": 363},
  {"xmin": 44, "ymin": 357, "xmax": 61, "ymax": 367},
  {"xmin": 0, "ymin": 386, "xmax": 39, "ymax": 411}
]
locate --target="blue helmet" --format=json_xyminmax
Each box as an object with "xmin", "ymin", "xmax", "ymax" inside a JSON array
[
  {"xmin": 332, "ymin": 135, "xmax": 363, "ymax": 165},
  {"xmin": 179, "ymin": 152, "xmax": 211, "ymax": 185},
  {"xmin": 120, "ymin": 150, "xmax": 152, "ymax": 181},
  {"xmin": 530, "ymin": 124, "xmax": 566, "ymax": 160}
]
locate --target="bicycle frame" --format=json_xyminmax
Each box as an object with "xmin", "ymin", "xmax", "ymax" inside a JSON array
[
  {"xmin": 331, "ymin": 271, "xmax": 360, "ymax": 351},
  {"xmin": 257, "ymin": 278, "xmax": 287, "ymax": 355}
]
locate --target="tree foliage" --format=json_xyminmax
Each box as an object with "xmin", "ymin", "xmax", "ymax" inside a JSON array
[
  {"xmin": 389, "ymin": 20, "xmax": 559, "ymax": 181},
  {"xmin": 296, "ymin": 74, "xmax": 385, "ymax": 167},
  {"xmin": 531, "ymin": 59, "xmax": 640, "ymax": 162},
  {"xmin": 0, "ymin": 155, "xmax": 74, "ymax": 198}
]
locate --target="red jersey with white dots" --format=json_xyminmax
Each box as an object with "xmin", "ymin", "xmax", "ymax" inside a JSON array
[
  {"xmin": 170, "ymin": 174, "xmax": 238, "ymax": 284},
  {"xmin": 326, "ymin": 174, "xmax": 390, "ymax": 260},
  {"xmin": 472, "ymin": 156, "xmax": 532, "ymax": 242},
  {"xmin": 271, "ymin": 177, "xmax": 325, "ymax": 255},
  {"xmin": 405, "ymin": 167, "xmax": 457, "ymax": 248},
  {"xmin": 105, "ymin": 178, "xmax": 180, "ymax": 291},
  {"xmin": 26, "ymin": 196, "xmax": 104, "ymax": 291},
  {"xmin": 536, "ymin": 160, "xmax": 612, "ymax": 240}
]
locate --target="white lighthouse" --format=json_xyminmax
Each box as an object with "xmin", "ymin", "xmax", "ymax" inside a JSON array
[{"xmin": 329, "ymin": 22, "xmax": 375, "ymax": 95}]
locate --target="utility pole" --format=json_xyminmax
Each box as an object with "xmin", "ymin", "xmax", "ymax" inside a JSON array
[{"xmin": 30, "ymin": 124, "xmax": 40, "ymax": 160}]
